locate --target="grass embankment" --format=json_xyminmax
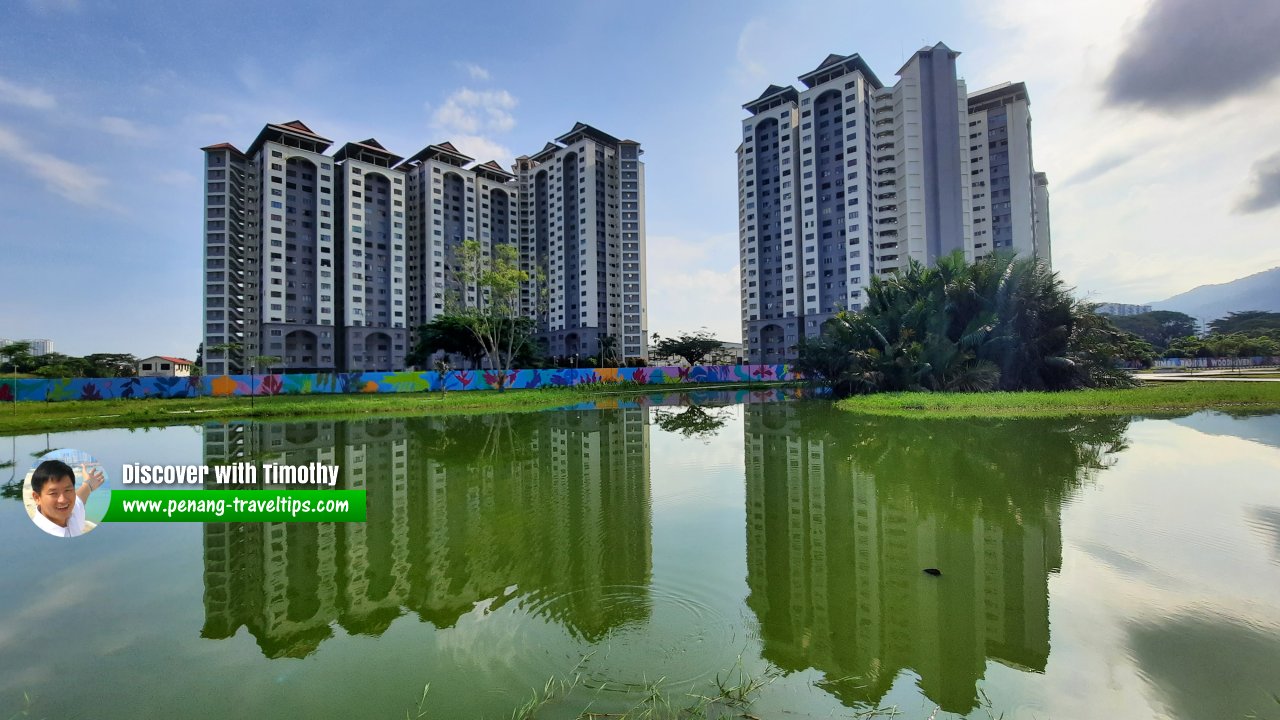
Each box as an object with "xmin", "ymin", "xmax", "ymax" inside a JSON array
[
  {"xmin": 836, "ymin": 380, "xmax": 1280, "ymax": 418},
  {"xmin": 0, "ymin": 382, "xmax": 792, "ymax": 436}
]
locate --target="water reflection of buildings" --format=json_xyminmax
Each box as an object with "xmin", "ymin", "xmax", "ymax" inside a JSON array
[
  {"xmin": 742, "ymin": 404, "xmax": 1120, "ymax": 714},
  {"xmin": 201, "ymin": 411, "xmax": 651, "ymax": 658}
]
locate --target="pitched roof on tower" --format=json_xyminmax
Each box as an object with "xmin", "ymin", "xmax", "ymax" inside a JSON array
[
  {"xmin": 555, "ymin": 122, "xmax": 622, "ymax": 147},
  {"xmin": 398, "ymin": 141, "xmax": 476, "ymax": 168},
  {"xmin": 797, "ymin": 52, "xmax": 883, "ymax": 90},
  {"xmin": 471, "ymin": 160, "xmax": 515, "ymax": 182}
]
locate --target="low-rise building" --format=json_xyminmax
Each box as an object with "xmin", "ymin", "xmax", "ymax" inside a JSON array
[{"xmin": 137, "ymin": 356, "xmax": 194, "ymax": 377}]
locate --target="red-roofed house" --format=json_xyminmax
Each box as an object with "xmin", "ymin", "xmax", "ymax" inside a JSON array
[{"xmin": 137, "ymin": 356, "xmax": 194, "ymax": 377}]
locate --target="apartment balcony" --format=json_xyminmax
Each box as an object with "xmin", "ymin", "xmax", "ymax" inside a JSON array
[
  {"xmin": 873, "ymin": 104, "xmax": 893, "ymax": 114},
  {"xmin": 874, "ymin": 118, "xmax": 893, "ymax": 127},
  {"xmin": 879, "ymin": 217, "xmax": 898, "ymax": 224},
  {"xmin": 873, "ymin": 130, "xmax": 893, "ymax": 139},
  {"xmin": 874, "ymin": 192, "xmax": 897, "ymax": 201},
  {"xmin": 873, "ymin": 142, "xmax": 895, "ymax": 151},
  {"xmin": 875, "ymin": 180, "xmax": 895, "ymax": 188},
  {"xmin": 878, "ymin": 230, "xmax": 898, "ymax": 239},
  {"xmin": 876, "ymin": 204, "xmax": 898, "ymax": 213},
  {"xmin": 875, "ymin": 154, "xmax": 895, "ymax": 164}
]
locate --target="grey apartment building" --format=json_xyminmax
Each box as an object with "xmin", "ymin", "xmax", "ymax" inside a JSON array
[
  {"xmin": 202, "ymin": 121, "xmax": 647, "ymax": 374},
  {"xmin": 738, "ymin": 44, "xmax": 1051, "ymax": 364}
]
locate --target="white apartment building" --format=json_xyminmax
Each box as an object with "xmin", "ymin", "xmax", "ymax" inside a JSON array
[
  {"xmin": 739, "ymin": 44, "xmax": 1051, "ymax": 364},
  {"xmin": 967, "ymin": 82, "xmax": 1051, "ymax": 263},
  {"xmin": 204, "ymin": 121, "xmax": 352, "ymax": 374},
  {"xmin": 333, "ymin": 139, "xmax": 409, "ymax": 372},
  {"xmin": 401, "ymin": 141, "xmax": 521, "ymax": 335},
  {"xmin": 204, "ymin": 121, "xmax": 647, "ymax": 373},
  {"xmin": 870, "ymin": 43, "xmax": 974, "ymax": 276},
  {"xmin": 515, "ymin": 123, "xmax": 648, "ymax": 362}
]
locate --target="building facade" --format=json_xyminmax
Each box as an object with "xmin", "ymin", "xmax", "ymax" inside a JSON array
[
  {"xmin": 515, "ymin": 123, "xmax": 648, "ymax": 362},
  {"xmin": 203, "ymin": 121, "xmax": 646, "ymax": 374},
  {"xmin": 137, "ymin": 355, "xmax": 194, "ymax": 377},
  {"xmin": 1096, "ymin": 303, "xmax": 1152, "ymax": 317},
  {"xmin": 738, "ymin": 44, "xmax": 1051, "ymax": 363}
]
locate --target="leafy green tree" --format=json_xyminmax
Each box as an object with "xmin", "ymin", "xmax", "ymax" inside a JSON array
[
  {"xmin": 406, "ymin": 314, "xmax": 488, "ymax": 369},
  {"xmin": 1107, "ymin": 311, "xmax": 1198, "ymax": 349},
  {"xmin": 452, "ymin": 240, "xmax": 535, "ymax": 392},
  {"xmin": 654, "ymin": 329, "xmax": 722, "ymax": 366},
  {"xmin": 32, "ymin": 353, "xmax": 89, "ymax": 378},
  {"xmin": 1165, "ymin": 332, "xmax": 1280, "ymax": 359},
  {"xmin": 1, "ymin": 341, "xmax": 34, "ymax": 375},
  {"xmin": 1208, "ymin": 311, "xmax": 1280, "ymax": 336},
  {"xmin": 83, "ymin": 353, "xmax": 139, "ymax": 377},
  {"xmin": 652, "ymin": 405, "xmax": 731, "ymax": 442}
]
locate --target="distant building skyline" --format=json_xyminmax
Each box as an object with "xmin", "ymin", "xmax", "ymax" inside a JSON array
[
  {"xmin": 0, "ymin": 338, "xmax": 54, "ymax": 357},
  {"xmin": 1096, "ymin": 303, "xmax": 1152, "ymax": 317}
]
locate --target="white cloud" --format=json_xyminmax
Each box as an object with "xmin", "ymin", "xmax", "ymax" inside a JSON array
[
  {"xmin": 0, "ymin": 125, "xmax": 113, "ymax": 209},
  {"xmin": 446, "ymin": 134, "xmax": 515, "ymax": 167},
  {"xmin": 432, "ymin": 88, "xmax": 518, "ymax": 135},
  {"xmin": 99, "ymin": 115, "xmax": 146, "ymax": 139},
  {"xmin": 458, "ymin": 62, "xmax": 491, "ymax": 81},
  {"xmin": 735, "ymin": 20, "xmax": 770, "ymax": 82},
  {"xmin": 427, "ymin": 87, "xmax": 520, "ymax": 166},
  {"xmin": 0, "ymin": 75, "xmax": 55, "ymax": 109},
  {"xmin": 646, "ymin": 233, "xmax": 743, "ymax": 342}
]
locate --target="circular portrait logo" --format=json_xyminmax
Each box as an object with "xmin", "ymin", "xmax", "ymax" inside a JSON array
[{"xmin": 23, "ymin": 449, "xmax": 110, "ymax": 538}]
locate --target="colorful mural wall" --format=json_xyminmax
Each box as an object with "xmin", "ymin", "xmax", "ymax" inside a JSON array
[{"xmin": 0, "ymin": 365, "xmax": 798, "ymax": 403}]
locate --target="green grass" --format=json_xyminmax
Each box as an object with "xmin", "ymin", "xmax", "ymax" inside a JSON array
[
  {"xmin": 0, "ymin": 381, "xmax": 794, "ymax": 436},
  {"xmin": 835, "ymin": 380, "xmax": 1280, "ymax": 418}
]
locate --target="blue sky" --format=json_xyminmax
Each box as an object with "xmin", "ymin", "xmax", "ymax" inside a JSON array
[{"xmin": 2, "ymin": 0, "xmax": 1278, "ymax": 357}]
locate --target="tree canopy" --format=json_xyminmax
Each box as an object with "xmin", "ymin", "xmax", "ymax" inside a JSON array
[
  {"xmin": 449, "ymin": 240, "xmax": 536, "ymax": 390},
  {"xmin": 653, "ymin": 330, "xmax": 723, "ymax": 366},
  {"xmin": 406, "ymin": 314, "xmax": 488, "ymax": 369},
  {"xmin": 1164, "ymin": 332, "xmax": 1279, "ymax": 359},
  {"xmin": 2, "ymin": 345, "xmax": 141, "ymax": 378},
  {"xmin": 1207, "ymin": 311, "xmax": 1280, "ymax": 336},
  {"xmin": 795, "ymin": 253, "xmax": 1148, "ymax": 396},
  {"xmin": 1106, "ymin": 310, "xmax": 1197, "ymax": 349}
]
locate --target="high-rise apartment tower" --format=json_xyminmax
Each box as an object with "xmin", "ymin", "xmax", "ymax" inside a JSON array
[
  {"xmin": 203, "ymin": 121, "xmax": 646, "ymax": 374},
  {"xmin": 738, "ymin": 44, "xmax": 1050, "ymax": 364}
]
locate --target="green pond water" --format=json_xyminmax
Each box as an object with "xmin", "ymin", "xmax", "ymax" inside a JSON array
[{"xmin": 2, "ymin": 392, "xmax": 1279, "ymax": 719}]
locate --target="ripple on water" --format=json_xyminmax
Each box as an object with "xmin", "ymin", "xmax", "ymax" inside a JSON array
[{"xmin": 516, "ymin": 582, "xmax": 740, "ymax": 694}]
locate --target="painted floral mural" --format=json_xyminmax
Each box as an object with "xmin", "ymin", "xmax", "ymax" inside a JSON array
[{"xmin": 1, "ymin": 365, "xmax": 798, "ymax": 402}]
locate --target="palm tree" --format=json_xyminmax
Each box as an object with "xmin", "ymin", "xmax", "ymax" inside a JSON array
[
  {"xmin": 210, "ymin": 342, "xmax": 243, "ymax": 375},
  {"xmin": 795, "ymin": 252, "xmax": 1139, "ymax": 396},
  {"xmin": 249, "ymin": 355, "xmax": 282, "ymax": 408}
]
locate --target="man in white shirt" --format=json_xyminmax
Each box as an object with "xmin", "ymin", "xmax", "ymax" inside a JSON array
[{"xmin": 29, "ymin": 459, "xmax": 105, "ymax": 538}]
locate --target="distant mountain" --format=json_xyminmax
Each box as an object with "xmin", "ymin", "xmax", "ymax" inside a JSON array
[{"xmin": 1149, "ymin": 267, "xmax": 1280, "ymax": 323}]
